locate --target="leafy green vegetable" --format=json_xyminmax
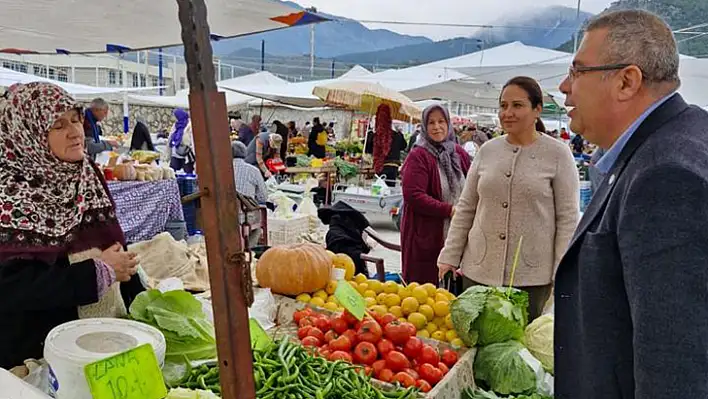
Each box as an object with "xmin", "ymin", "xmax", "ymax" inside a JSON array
[
  {"xmin": 462, "ymin": 386, "xmax": 552, "ymax": 399},
  {"xmin": 295, "ymin": 155, "xmax": 312, "ymax": 167},
  {"xmin": 524, "ymin": 314, "xmax": 554, "ymax": 375},
  {"xmin": 129, "ymin": 289, "xmax": 217, "ymax": 361},
  {"xmin": 450, "ymin": 286, "xmax": 529, "ymax": 346},
  {"xmin": 474, "ymin": 341, "xmax": 537, "ymax": 396},
  {"xmin": 334, "ymin": 157, "xmax": 359, "ymax": 180},
  {"xmin": 166, "ymin": 388, "xmax": 220, "ymax": 399}
]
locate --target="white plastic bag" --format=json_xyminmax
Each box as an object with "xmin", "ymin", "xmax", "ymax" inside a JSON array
[
  {"xmin": 371, "ymin": 175, "xmax": 391, "ymax": 197},
  {"xmin": 270, "ymin": 191, "xmax": 296, "ymax": 219},
  {"xmin": 518, "ymin": 348, "xmax": 554, "ymax": 397},
  {"xmin": 248, "ymin": 288, "xmax": 277, "ymax": 331}
]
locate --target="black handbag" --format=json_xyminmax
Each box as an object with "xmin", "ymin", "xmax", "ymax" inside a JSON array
[{"xmin": 439, "ymin": 270, "xmax": 463, "ymax": 296}]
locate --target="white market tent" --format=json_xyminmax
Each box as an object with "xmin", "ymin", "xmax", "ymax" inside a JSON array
[
  {"xmin": 339, "ymin": 65, "xmax": 372, "ymax": 79},
  {"xmin": 0, "ymin": 0, "xmax": 325, "ymax": 54}
]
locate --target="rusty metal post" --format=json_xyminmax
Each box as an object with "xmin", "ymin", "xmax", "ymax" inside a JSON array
[{"xmin": 176, "ymin": 1, "xmax": 255, "ymax": 399}]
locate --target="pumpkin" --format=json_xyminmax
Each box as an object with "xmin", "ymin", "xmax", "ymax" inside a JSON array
[
  {"xmin": 256, "ymin": 243, "xmax": 331, "ymax": 296},
  {"xmin": 113, "ymin": 163, "xmax": 137, "ymax": 181},
  {"xmin": 333, "ymin": 253, "xmax": 356, "ymax": 281}
]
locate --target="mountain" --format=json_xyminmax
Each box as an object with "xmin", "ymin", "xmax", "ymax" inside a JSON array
[
  {"xmin": 557, "ymin": 0, "xmax": 708, "ymax": 57},
  {"xmin": 335, "ymin": 6, "xmax": 591, "ymax": 69},
  {"xmin": 210, "ymin": 1, "xmax": 431, "ymax": 58}
]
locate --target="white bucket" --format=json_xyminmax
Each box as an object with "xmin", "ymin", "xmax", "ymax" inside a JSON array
[{"xmin": 44, "ymin": 318, "xmax": 166, "ymax": 399}]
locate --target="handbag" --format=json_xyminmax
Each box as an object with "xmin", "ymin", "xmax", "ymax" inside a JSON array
[{"xmin": 439, "ymin": 270, "xmax": 463, "ymax": 296}]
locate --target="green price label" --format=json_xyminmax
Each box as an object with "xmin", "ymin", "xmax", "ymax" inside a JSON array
[
  {"xmin": 84, "ymin": 344, "xmax": 167, "ymax": 399},
  {"xmin": 334, "ymin": 280, "xmax": 366, "ymax": 320},
  {"xmin": 249, "ymin": 318, "xmax": 272, "ymax": 350}
]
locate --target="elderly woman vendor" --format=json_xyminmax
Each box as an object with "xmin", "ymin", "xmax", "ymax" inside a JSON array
[{"xmin": 0, "ymin": 83, "xmax": 143, "ymax": 368}]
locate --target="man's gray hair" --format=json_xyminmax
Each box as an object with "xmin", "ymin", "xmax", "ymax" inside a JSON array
[
  {"xmin": 90, "ymin": 97, "xmax": 109, "ymax": 110},
  {"xmin": 232, "ymin": 140, "xmax": 247, "ymax": 159},
  {"xmin": 585, "ymin": 9, "xmax": 680, "ymax": 86}
]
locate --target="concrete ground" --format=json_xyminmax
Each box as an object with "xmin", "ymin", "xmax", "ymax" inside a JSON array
[{"xmin": 362, "ymin": 214, "xmax": 402, "ymax": 276}]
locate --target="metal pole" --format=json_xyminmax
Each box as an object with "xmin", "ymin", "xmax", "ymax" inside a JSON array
[
  {"xmin": 177, "ymin": 1, "xmax": 254, "ymax": 398},
  {"xmin": 120, "ymin": 55, "xmax": 129, "ymax": 133},
  {"xmin": 71, "ymin": 65, "xmax": 76, "ymax": 83},
  {"xmin": 573, "ymin": 0, "xmax": 582, "ymax": 53},
  {"xmin": 158, "ymin": 48, "xmax": 164, "ymax": 95},
  {"xmin": 217, "ymin": 58, "xmax": 222, "ymax": 81},
  {"xmin": 331, "ymin": 59, "xmax": 335, "ymax": 78},
  {"xmin": 261, "ymin": 40, "xmax": 265, "ymax": 71},
  {"xmin": 310, "ymin": 25, "xmax": 315, "ymax": 77}
]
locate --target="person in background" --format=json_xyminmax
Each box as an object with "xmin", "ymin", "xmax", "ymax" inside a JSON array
[
  {"xmin": 130, "ymin": 116, "xmax": 155, "ymax": 152},
  {"xmin": 245, "ymin": 131, "xmax": 283, "ymax": 179},
  {"xmin": 165, "ymin": 108, "xmax": 195, "ymax": 173},
  {"xmin": 300, "ymin": 121, "xmax": 311, "ymax": 138},
  {"xmin": 0, "ymin": 83, "xmax": 142, "ymax": 368},
  {"xmin": 287, "ymin": 121, "xmax": 297, "ymax": 138},
  {"xmin": 231, "ymin": 141, "xmax": 267, "ymax": 248},
  {"xmin": 438, "ymin": 76, "xmax": 579, "ymax": 320},
  {"xmin": 365, "ymin": 129, "xmax": 375, "ymax": 155},
  {"xmin": 229, "ymin": 117, "xmax": 243, "ymax": 134},
  {"xmin": 407, "ymin": 124, "xmax": 421, "ymax": 153},
  {"xmin": 238, "ymin": 115, "xmax": 260, "ymax": 146},
  {"xmin": 571, "ymin": 132, "xmax": 586, "ymax": 156},
  {"xmin": 471, "ymin": 125, "xmax": 488, "ymax": 148},
  {"xmin": 273, "ymin": 120, "xmax": 289, "ymax": 161},
  {"xmin": 555, "ymin": 11, "xmax": 708, "ymax": 398},
  {"xmin": 559, "ymin": 127, "xmax": 570, "ymax": 140},
  {"xmin": 83, "ymin": 98, "xmax": 117, "ymax": 159},
  {"xmin": 400, "ymin": 104, "xmax": 472, "ymax": 285},
  {"xmin": 308, "ymin": 117, "xmax": 327, "ymax": 158}
]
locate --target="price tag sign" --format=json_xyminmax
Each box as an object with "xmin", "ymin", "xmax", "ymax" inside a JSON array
[
  {"xmin": 249, "ymin": 318, "xmax": 272, "ymax": 350},
  {"xmin": 84, "ymin": 344, "xmax": 167, "ymax": 399},
  {"xmin": 334, "ymin": 280, "xmax": 366, "ymax": 320}
]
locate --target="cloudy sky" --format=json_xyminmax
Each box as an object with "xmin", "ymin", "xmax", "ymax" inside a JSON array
[{"xmin": 294, "ymin": 0, "xmax": 614, "ymax": 40}]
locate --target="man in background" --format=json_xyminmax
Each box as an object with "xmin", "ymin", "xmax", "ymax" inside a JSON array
[
  {"xmin": 84, "ymin": 98, "xmax": 117, "ymax": 159},
  {"xmin": 238, "ymin": 114, "xmax": 260, "ymax": 146},
  {"xmin": 232, "ymin": 141, "xmax": 267, "ymax": 248}
]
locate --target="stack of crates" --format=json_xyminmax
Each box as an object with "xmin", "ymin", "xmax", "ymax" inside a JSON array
[{"xmin": 177, "ymin": 174, "xmax": 200, "ymax": 235}]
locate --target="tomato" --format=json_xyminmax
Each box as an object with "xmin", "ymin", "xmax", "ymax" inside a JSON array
[
  {"xmin": 372, "ymin": 360, "xmax": 387, "ymax": 376},
  {"xmin": 417, "ymin": 345, "xmax": 440, "ymax": 366},
  {"xmin": 342, "ymin": 329, "xmax": 358, "ymax": 347},
  {"xmin": 403, "ymin": 368, "xmax": 419, "ymax": 380},
  {"xmin": 357, "ymin": 320, "xmax": 383, "ymax": 344},
  {"xmin": 329, "ymin": 351, "xmax": 353, "ymax": 363},
  {"xmin": 301, "ymin": 336, "xmax": 321, "ymax": 347},
  {"xmin": 330, "ymin": 335, "xmax": 352, "ymax": 352},
  {"xmin": 297, "ymin": 326, "xmax": 313, "ymax": 340},
  {"xmin": 378, "ymin": 313, "xmax": 398, "ymax": 327},
  {"xmin": 376, "ymin": 339, "xmax": 395, "ymax": 358},
  {"xmin": 385, "ymin": 351, "xmax": 411, "ymax": 372},
  {"xmin": 298, "ymin": 317, "xmax": 315, "ymax": 328},
  {"xmin": 364, "ymin": 366, "xmax": 374, "ymax": 376},
  {"xmin": 401, "ymin": 322, "xmax": 416, "ymax": 336},
  {"xmin": 402, "ymin": 337, "xmax": 423, "ymax": 359},
  {"xmin": 331, "ymin": 317, "xmax": 349, "ymax": 334},
  {"xmin": 418, "ymin": 363, "xmax": 444, "ymax": 385},
  {"xmin": 392, "ymin": 372, "xmax": 416, "ymax": 388},
  {"xmin": 353, "ymin": 342, "xmax": 378, "ymax": 365},
  {"xmin": 293, "ymin": 309, "xmax": 312, "ymax": 324},
  {"xmin": 342, "ymin": 310, "xmax": 359, "ymax": 327},
  {"xmin": 416, "ymin": 379, "xmax": 432, "ymax": 393},
  {"xmin": 441, "ymin": 349, "xmax": 459, "ymax": 367},
  {"xmin": 314, "ymin": 316, "xmax": 331, "ymax": 332},
  {"xmin": 437, "ymin": 362, "xmax": 449, "ymax": 375},
  {"xmin": 307, "ymin": 327, "xmax": 326, "ymax": 343},
  {"xmin": 324, "ymin": 330, "xmax": 339, "ymax": 344},
  {"xmin": 377, "ymin": 368, "xmax": 394, "ymax": 383},
  {"xmin": 384, "ymin": 321, "xmax": 414, "ymax": 345}
]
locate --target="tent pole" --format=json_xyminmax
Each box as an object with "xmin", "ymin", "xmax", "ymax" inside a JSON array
[{"xmin": 177, "ymin": 1, "xmax": 255, "ymax": 399}]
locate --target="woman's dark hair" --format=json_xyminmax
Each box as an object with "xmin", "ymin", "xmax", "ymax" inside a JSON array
[{"xmin": 501, "ymin": 76, "xmax": 546, "ymax": 133}]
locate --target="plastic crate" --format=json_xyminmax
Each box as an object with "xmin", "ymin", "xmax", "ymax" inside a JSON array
[{"xmin": 267, "ymin": 215, "xmax": 310, "ymax": 246}]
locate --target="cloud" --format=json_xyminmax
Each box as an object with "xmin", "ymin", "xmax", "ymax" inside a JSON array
[{"xmin": 295, "ymin": 0, "xmax": 613, "ymax": 40}]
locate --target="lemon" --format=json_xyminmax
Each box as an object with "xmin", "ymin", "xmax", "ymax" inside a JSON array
[
  {"xmin": 384, "ymin": 293, "xmax": 402, "ymax": 308},
  {"xmin": 426, "ymin": 297, "xmax": 436, "ymax": 308},
  {"xmin": 327, "ymin": 295, "xmax": 339, "ymax": 305},
  {"xmin": 408, "ymin": 312, "xmax": 427, "ymax": 330},
  {"xmin": 435, "ymin": 293, "xmax": 449, "ymax": 303},
  {"xmin": 398, "ymin": 286, "xmax": 412, "ymax": 299},
  {"xmin": 348, "ymin": 282, "xmax": 358, "ymax": 292},
  {"xmin": 445, "ymin": 314, "xmax": 454, "ymax": 330},
  {"xmin": 389, "ymin": 306, "xmax": 403, "ymax": 318},
  {"xmin": 376, "ymin": 293, "xmax": 388, "ymax": 305},
  {"xmin": 356, "ymin": 283, "xmax": 369, "ymax": 295},
  {"xmin": 401, "ymin": 297, "xmax": 419, "ymax": 315},
  {"xmin": 324, "ymin": 302, "xmax": 338, "ymax": 311},
  {"xmin": 370, "ymin": 305, "xmax": 389, "ymax": 315},
  {"xmin": 326, "ymin": 250, "xmax": 337, "ymax": 262},
  {"xmin": 313, "ymin": 290, "xmax": 328, "ymax": 300},
  {"xmin": 431, "ymin": 331, "xmax": 447, "ymax": 342},
  {"xmin": 354, "ymin": 274, "xmax": 368, "ymax": 284},
  {"xmin": 433, "ymin": 317, "xmax": 446, "ymax": 328},
  {"xmin": 364, "ymin": 297, "xmax": 377, "ymax": 307},
  {"xmin": 425, "ymin": 322, "xmax": 438, "ymax": 335},
  {"xmin": 434, "ymin": 301, "xmax": 450, "ymax": 317},
  {"xmin": 383, "ymin": 281, "xmax": 399, "ymax": 294},
  {"xmin": 446, "ymin": 292, "xmax": 456, "ymax": 301},
  {"xmin": 445, "ymin": 330, "xmax": 458, "ymax": 342},
  {"xmin": 399, "ymin": 317, "xmax": 408, "ymax": 323},
  {"xmin": 438, "ymin": 326, "xmax": 448, "ymax": 334},
  {"xmin": 422, "ymin": 283, "xmax": 437, "ymax": 297},
  {"xmin": 364, "ymin": 290, "xmax": 377, "ymax": 299},
  {"xmin": 450, "ymin": 338, "xmax": 465, "ymax": 347},
  {"xmin": 368, "ymin": 280, "xmax": 383, "ymax": 294},
  {"xmin": 417, "ymin": 330, "xmax": 431, "ymax": 338},
  {"xmin": 325, "ymin": 280, "xmax": 338, "ymax": 295},
  {"xmin": 418, "ymin": 304, "xmax": 435, "ymax": 321},
  {"xmin": 310, "ymin": 297, "xmax": 326, "ymax": 308},
  {"xmin": 337, "ymin": 306, "xmax": 345, "ymax": 312},
  {"xmin": 407, "ymin": 282, "xmax": 420, "ymax": 291},
  {"xmin": 411, "ymin": 286, "xmax": 428, "ymax": 304},
  {"xmin": 296, "ymin": 293, "xmax": 312, "ymax": 303},
  {"xmin": 436, "ymin": 287, "xmax": 449, "ymax": 296}
]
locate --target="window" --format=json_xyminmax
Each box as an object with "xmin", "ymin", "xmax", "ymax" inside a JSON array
[
  {"xmin": 47, "ymin": 68, "xmax": 56, "ymax": 80},
  {"xmin": 18, "ymin": 64, "xmax": 26, "ymax": 73},
  {"xmin": 179, "ymin": 77, "xmax": 186, "ymax": 90},
  {"xmin": 57, "ymin": 69, "xmax": 68, "ymax": 82},
  {"xmin": 151, "ymin": 76, "xmax": 159, "ymax": 87},
  {"xmin": 33, "ymin": 65, "xmax": 47, "ymax": 77},
  {"xmin": 108, "ymin": 70, "xmax": 117, "ymax": 85},
  {"xmin": 140, "ymin": 75, "xmax": 146, "ymax": 87},
  {"xmin": 132, "ymin": 73, "xmax": 139, "ymax": 87},
  {"xmin": 2, "ymin": 61, "xmax": 11, "ymax": 69}
]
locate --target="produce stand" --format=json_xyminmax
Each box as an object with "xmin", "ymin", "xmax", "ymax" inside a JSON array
[
  {"xmin": 332, "ymin": 182, "xmax": 403, "ymax": 229},
  {"xmin": 284, "ymin": 166, "xmax": 337, "ymax": 205}
]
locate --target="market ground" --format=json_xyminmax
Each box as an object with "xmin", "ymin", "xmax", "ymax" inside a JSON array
[{"xmin": 357, "ymin": 214, "xmax": 402, "ymax": 276}]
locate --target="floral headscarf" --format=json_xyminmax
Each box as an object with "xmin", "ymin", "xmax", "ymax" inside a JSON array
[
  {"xmin": 416, "ymin": 104, "xmax": 464, "ymax": 195},
  {"xmin": 0, "ymin": 82, "xmax": 124, "ymax": 261}
]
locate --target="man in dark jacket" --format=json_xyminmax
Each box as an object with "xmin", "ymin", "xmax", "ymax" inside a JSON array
[
  {"xmin": 555, "ymin": 10, "xmax": 708, "ymax": 399},
  {"xmin": 84, "ymin": 98, "xmax": 116, "ymax": 159},
  {"xmin": 318, "ymin": 202, "xmax": 371, "ymax": 277},
  {"xmin": 308, "ymin": 117, "xmax": 326, "ymax": 158}
]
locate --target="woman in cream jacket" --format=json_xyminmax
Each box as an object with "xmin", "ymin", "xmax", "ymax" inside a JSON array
[{"xmin": 438, "ymin": 77, "xmax": 579, "ymax": 319}]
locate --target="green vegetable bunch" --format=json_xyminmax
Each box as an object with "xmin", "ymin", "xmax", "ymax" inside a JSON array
[
  {"xmin": 462, "ymin": 386, "xmax": 552, "ymax": 399},
  {"xmin": 334, "ymin": 158, "xmax": 359, "ymax": 180}
]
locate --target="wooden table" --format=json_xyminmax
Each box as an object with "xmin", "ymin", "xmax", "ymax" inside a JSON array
[{"xmin": 284, "ymin": 166, "xmax": 337, "ymax": 205}]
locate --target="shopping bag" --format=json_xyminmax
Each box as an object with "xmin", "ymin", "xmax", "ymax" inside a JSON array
[{"xmin": 439, "ymin": 270, "xmax": 463, "ymax": 296}]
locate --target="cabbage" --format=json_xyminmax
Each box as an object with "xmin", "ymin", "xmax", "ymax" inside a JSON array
[
  {"xmin": 524, "ymin": 314, "xmax": 554, "ymax": 374},
  {"xmin": 473, "ymin": 341, "xmax": 537, "ymax": 395},
  {"xmin": 462, "ymin": 386, "xmax": 552, "ymax": 399},
  {"xmin": 129, "ymin": 289, "xmax": 217, "ymax": 361},
  {"xmin": 450, "ymin": 286, "xmax": 529, "ymax": 346}
]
